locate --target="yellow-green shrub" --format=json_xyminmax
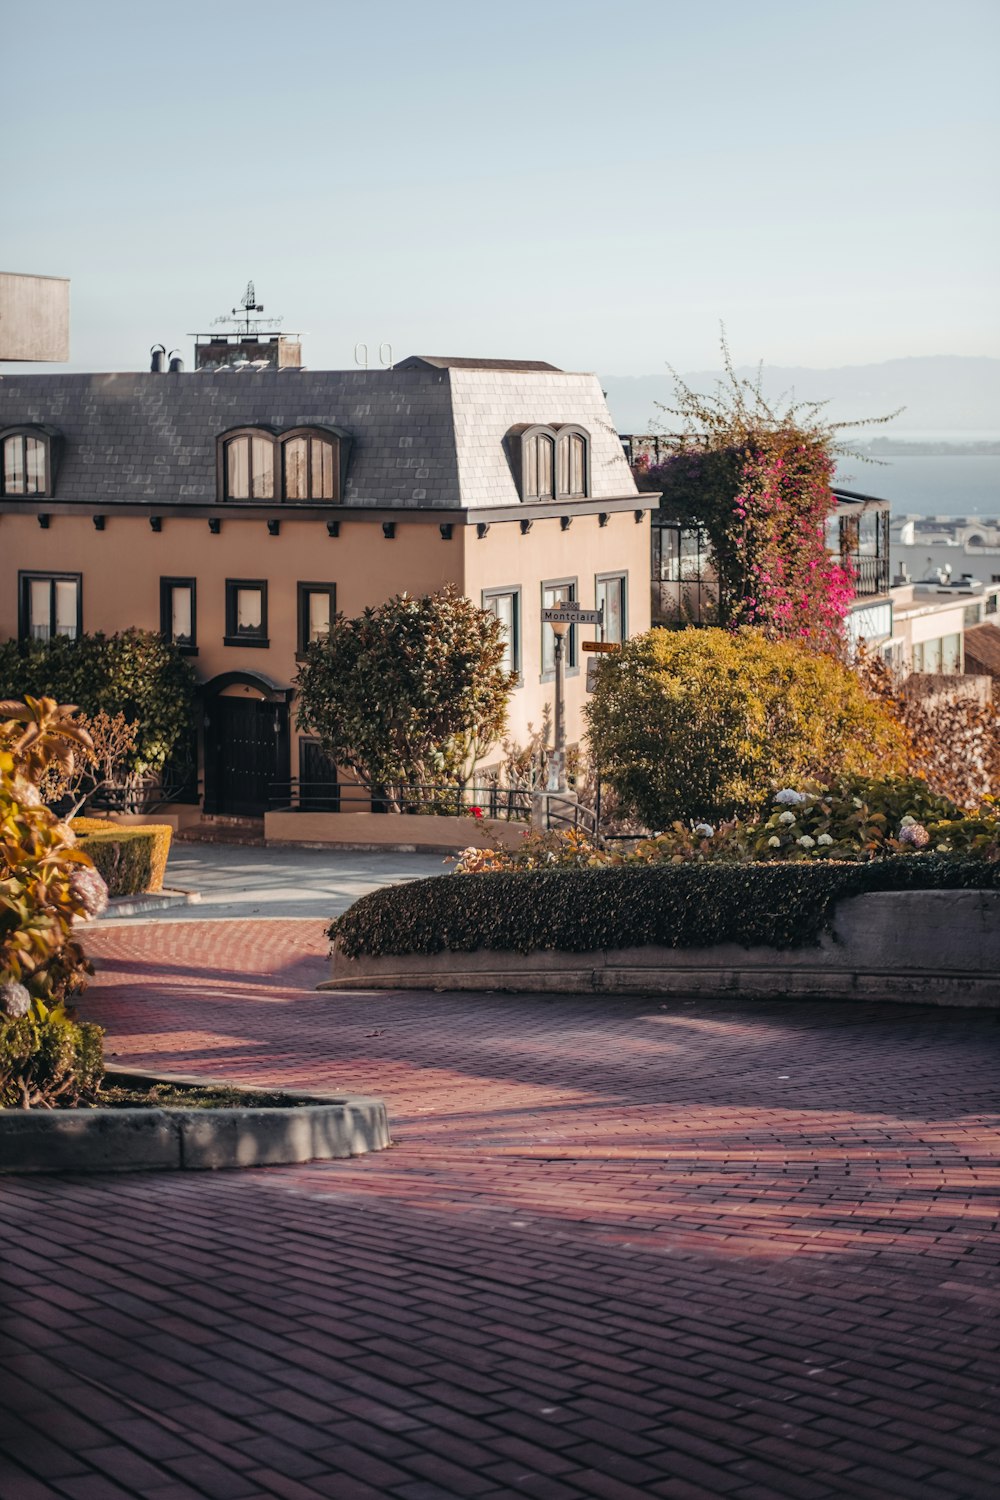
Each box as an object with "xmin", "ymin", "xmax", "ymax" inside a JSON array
[
  {"xmin": 585, "ymin": 628, "xmax": 908, "ymax": 826},
  {"xmin": 72, "ymin": 823, "xmax": 172, "ymax": 896}
]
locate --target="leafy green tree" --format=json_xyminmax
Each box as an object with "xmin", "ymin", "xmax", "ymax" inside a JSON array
[
  {"xmin": 585, "ymin": 627, "xmax": 908, "ymax": 826},
  {"xmin": 296, "ymin": 588, "xmax": 515, "ymax": 803},
  {"xmin": 0, "ymin": 629, "xmax": 197, "ymax": 777}
]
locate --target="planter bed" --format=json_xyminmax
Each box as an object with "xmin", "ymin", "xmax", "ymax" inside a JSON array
[
  {"xmin": 324, "ymin": 863, "xmax": 1000, "ymax": 1008},
  {"xmin": 0, "ymin": 1067, "xmax": 390, "ymax": 1174}
]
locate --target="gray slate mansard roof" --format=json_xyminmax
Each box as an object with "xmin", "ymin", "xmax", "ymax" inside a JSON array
[{"xmin": 0, "ymin": 360, "xmax": 639, "ymax": 513}]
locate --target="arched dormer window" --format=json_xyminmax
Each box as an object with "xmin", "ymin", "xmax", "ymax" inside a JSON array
[
  {"xmin": 222, "ymin": 428, "xmax": 276, "ymax": 501},
  {"xmin": 218, "ymin": 426, "xmax": 349, "ymax": 503},
  {"xmin": 557, "ymin": 427, "xmax": 589, "ymax": 499},
  {"xmin": 507, "ymin": 424, "xmax": 590, "ymax": 503},
  {"xmin": 522, "ymin": 427, "xmax": 556, "ymax": 501},
  {"xmin": 1, "ymin": 426, "xmax": 58, "ymax": 497},
  {"xmin": 280, "ymin": 429, "xmax": 340, "ymax": 502}
]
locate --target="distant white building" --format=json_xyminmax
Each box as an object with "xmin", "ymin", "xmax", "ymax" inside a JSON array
[{"xmin": 0, "ymin": 271, "xmax": 69, "ymax": 363}]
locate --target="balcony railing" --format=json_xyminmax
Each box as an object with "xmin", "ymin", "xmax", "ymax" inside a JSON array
[{"xmin": 849, "ymin": 554, "xmax": 892, "ymax": 597}]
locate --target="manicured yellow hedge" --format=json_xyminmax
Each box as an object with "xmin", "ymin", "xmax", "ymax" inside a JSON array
[{"xmin": 71, "ymin": 821, "xmax": 173, "ymax": 897}]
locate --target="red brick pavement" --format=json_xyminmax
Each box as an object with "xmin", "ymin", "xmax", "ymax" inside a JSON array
[{"xmin": 1, "ymin": 917, "xmax": 998, "ymax": 1500}]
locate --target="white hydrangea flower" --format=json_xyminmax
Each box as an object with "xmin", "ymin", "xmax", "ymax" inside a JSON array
[
  {"xmin": 774, "ymin": 789, "xmax": 805, "ymax": 807},
  {"xmin": 797, "ymin": 835, "xmax": 816, "ymax": 849},
  {"xmin": 0, "ymin": 981, "xmax": 31, "ymax": 1018},
  {"xmin": 767, "ymin": 836, "xmax": 781, "ymax": 848},
  {"xmin": 899, "ymin": 814, "xmax": 916, "ymax": 828},
  {"xmin": 817, "ymin": 833, "xmax": 834, "ymax": 846},
  {"xmin": 778, "ymin": 811, "xmax": 797, "ymax": 825},
  {"xmin": 70, "ymin": 865, "xmax": 109, "ymax": 920},
  {"xmin": 693, "ymin": 823, "xmax": 715, "ymax": 838}
]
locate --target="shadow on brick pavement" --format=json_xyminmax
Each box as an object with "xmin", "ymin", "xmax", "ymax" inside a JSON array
[{"xmin": 1, "ymin": 917, "xmax": 998, "ymax": 1500}]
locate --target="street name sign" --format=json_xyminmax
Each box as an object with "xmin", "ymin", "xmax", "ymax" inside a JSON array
[
  {"xmin": 582, "ymin": 641, "xmax": 619, "ymax": 653},
  {"xmin": 542, "ymin": 605, "xmax": 602, "ymax": 626}
]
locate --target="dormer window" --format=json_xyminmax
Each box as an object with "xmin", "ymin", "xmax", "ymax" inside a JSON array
[
  {"xmin": 219, "ymin": 426, "xmax": 346, "ymax": 503},
  {"xmin": 509, "ymin": 425, "xmax": 590, "ymax": 502},
  {"xmin": 223, "ymin": 430, "xmax": 275, "ymax": 500},
  {"xmin": 524, "ymin": 429, "xmax": 556, "ymax": 501},
  {"xmin": 1, "ymin": 427, "xmax": 55, "ymax": 497},
  {"xmin": 557, "ymin": 428, "xmax": 588, "ymax": 499},
  {"xmin": 281, "ymin": 430, "xmax": 338, "ymax": 501}
]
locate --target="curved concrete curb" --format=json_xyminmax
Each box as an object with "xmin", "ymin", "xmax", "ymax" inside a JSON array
[
  {"xmin": 322, "ymin": 889, "xmax": 1000, "ymax": 1009},
  {"xmin": 101, "ymin": 887, "xmax": 202, "ymax": 919},
  {"xmin": 0, "ymin": 1068, "xmax": 390, "ymax": 1174}
]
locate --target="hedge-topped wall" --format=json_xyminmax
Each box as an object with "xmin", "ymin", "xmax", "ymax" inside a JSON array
[
  {"xmin": 72, "ymin": 821, "xmax": 173, "ymax": 897},
  {"xmin": 331, "ymin": 858, "xmax": 1000, "ymax": 960}
]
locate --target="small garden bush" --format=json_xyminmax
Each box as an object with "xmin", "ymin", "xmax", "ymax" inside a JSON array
[
  {"xmin": 453, "ymin": 777, "xmax": 999, "ymax": 873},
  {"xmin": 331, "ymin": 857, "xmax": 1000, "ymax": 960},
  {"xmin": 72, "ymin": 821, "xmax": 172, "ymax": 896},
  {"xmin": 0, "ymin": 1007, "xmax": 104, "ymax": 1108}
]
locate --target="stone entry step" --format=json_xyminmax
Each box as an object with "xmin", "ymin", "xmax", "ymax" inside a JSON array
[{"xmin": 175, "ymin": 817, "xmax": 265, "ymax": 846}]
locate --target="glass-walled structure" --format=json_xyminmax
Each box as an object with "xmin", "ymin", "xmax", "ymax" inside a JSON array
[
  {"xmin": 829, "ymin": 491, "xmax": 891, "ymax": 597},
  {"xmin": 650, "ymin": 521, "xmax": 717, "ymax": 627}
]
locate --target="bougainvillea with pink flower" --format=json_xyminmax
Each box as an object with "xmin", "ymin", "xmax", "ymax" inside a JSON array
[{"xmin": 633, "ymin": 338, "xmax": 896, "ymax": 648}]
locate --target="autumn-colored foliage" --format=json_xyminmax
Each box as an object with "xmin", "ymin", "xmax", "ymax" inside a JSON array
[
  {"xmin": 0, "ymin": 698, "xmax": 107, "ymax": 1109},
  {"xmin": 634, "ymin": 339, "xmax": 894, "ymax": 647},
  {"xmin": 854, "ymin": 647, "xmax": 1000, "ymax": 809},
  {"xmin": 0, "ymin": 698, "xmax": 106, "ymax": 1005}
]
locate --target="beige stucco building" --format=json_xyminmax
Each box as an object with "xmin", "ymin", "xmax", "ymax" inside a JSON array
[{"xmin": 0, "ymin": 352, "xmax": 652, "ymax": 817}]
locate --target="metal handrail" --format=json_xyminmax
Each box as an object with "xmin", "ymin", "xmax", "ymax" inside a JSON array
[
  {"xmin": 544, "ymin": 794, "xmax": 597, "ymax": 837},
  {"xmin": 268, "ymin": 779, "xmax": 534, "ymax": 822}
]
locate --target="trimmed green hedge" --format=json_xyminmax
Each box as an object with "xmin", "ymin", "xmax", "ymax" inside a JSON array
[
  {"xmin": 330, "ymin": 858, "xmax": 1000, "ymax": 959},
  {"xmin": 73, "ymin": 823, "xmax": 173, "ymax": 897}
]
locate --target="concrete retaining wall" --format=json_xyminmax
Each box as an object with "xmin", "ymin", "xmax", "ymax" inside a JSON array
[
  {"xmin": 265, "ymin": 809, "xmax": 526, "ymax": 852},
  {"xmin": 0, "ymin": 1070, "xmax": 390, "ymax": 1174},
  {"xmin": 324, "ymin": 889, "xmax": 1000, "ymax": 1008}
]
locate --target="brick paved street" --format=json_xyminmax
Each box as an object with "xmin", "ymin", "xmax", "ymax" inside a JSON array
[{"xmin": 2, "ymin": 917, "xmax": 998, "ymax": 1499}]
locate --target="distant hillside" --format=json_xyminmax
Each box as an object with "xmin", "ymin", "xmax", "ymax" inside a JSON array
[{"xmin": 600, "ymin": 356, "xmax": 1000, "ymax": 437}]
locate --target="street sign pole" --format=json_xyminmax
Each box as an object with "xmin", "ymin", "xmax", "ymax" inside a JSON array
[
  {"xmin": 539, "ymin": 605, "xmax": 603, "ymax": 794},
  {"xmin": 549, "ymin": 627, "xmax": 567, "ymax": 792}
]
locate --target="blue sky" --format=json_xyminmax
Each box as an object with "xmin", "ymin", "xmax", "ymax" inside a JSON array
[{"xmin": 5, "ymin": 0, "xmax": 998, "ymax": 375}]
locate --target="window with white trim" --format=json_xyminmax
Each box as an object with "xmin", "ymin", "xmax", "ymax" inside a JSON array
[
  {"xmin": 595, "ymin": 573, "xmax": 627, "ymax": 643},
  {"xmin": 483, "ymin": 587, "xmax": 521, "ymax": 679}
]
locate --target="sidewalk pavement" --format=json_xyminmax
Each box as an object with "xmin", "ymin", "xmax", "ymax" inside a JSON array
[
  {"xmin": 97, "ymin": 842, "xmax": 447, "ymax": 924},
  {"xmin": 1, "ymin": 911, "xmax": 998, "ymax": 1499}
]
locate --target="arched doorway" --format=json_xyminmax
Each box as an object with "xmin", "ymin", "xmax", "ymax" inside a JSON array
[{"xmin": 202, "ymin": 672, "xmax": 292, "ymax": 817}]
